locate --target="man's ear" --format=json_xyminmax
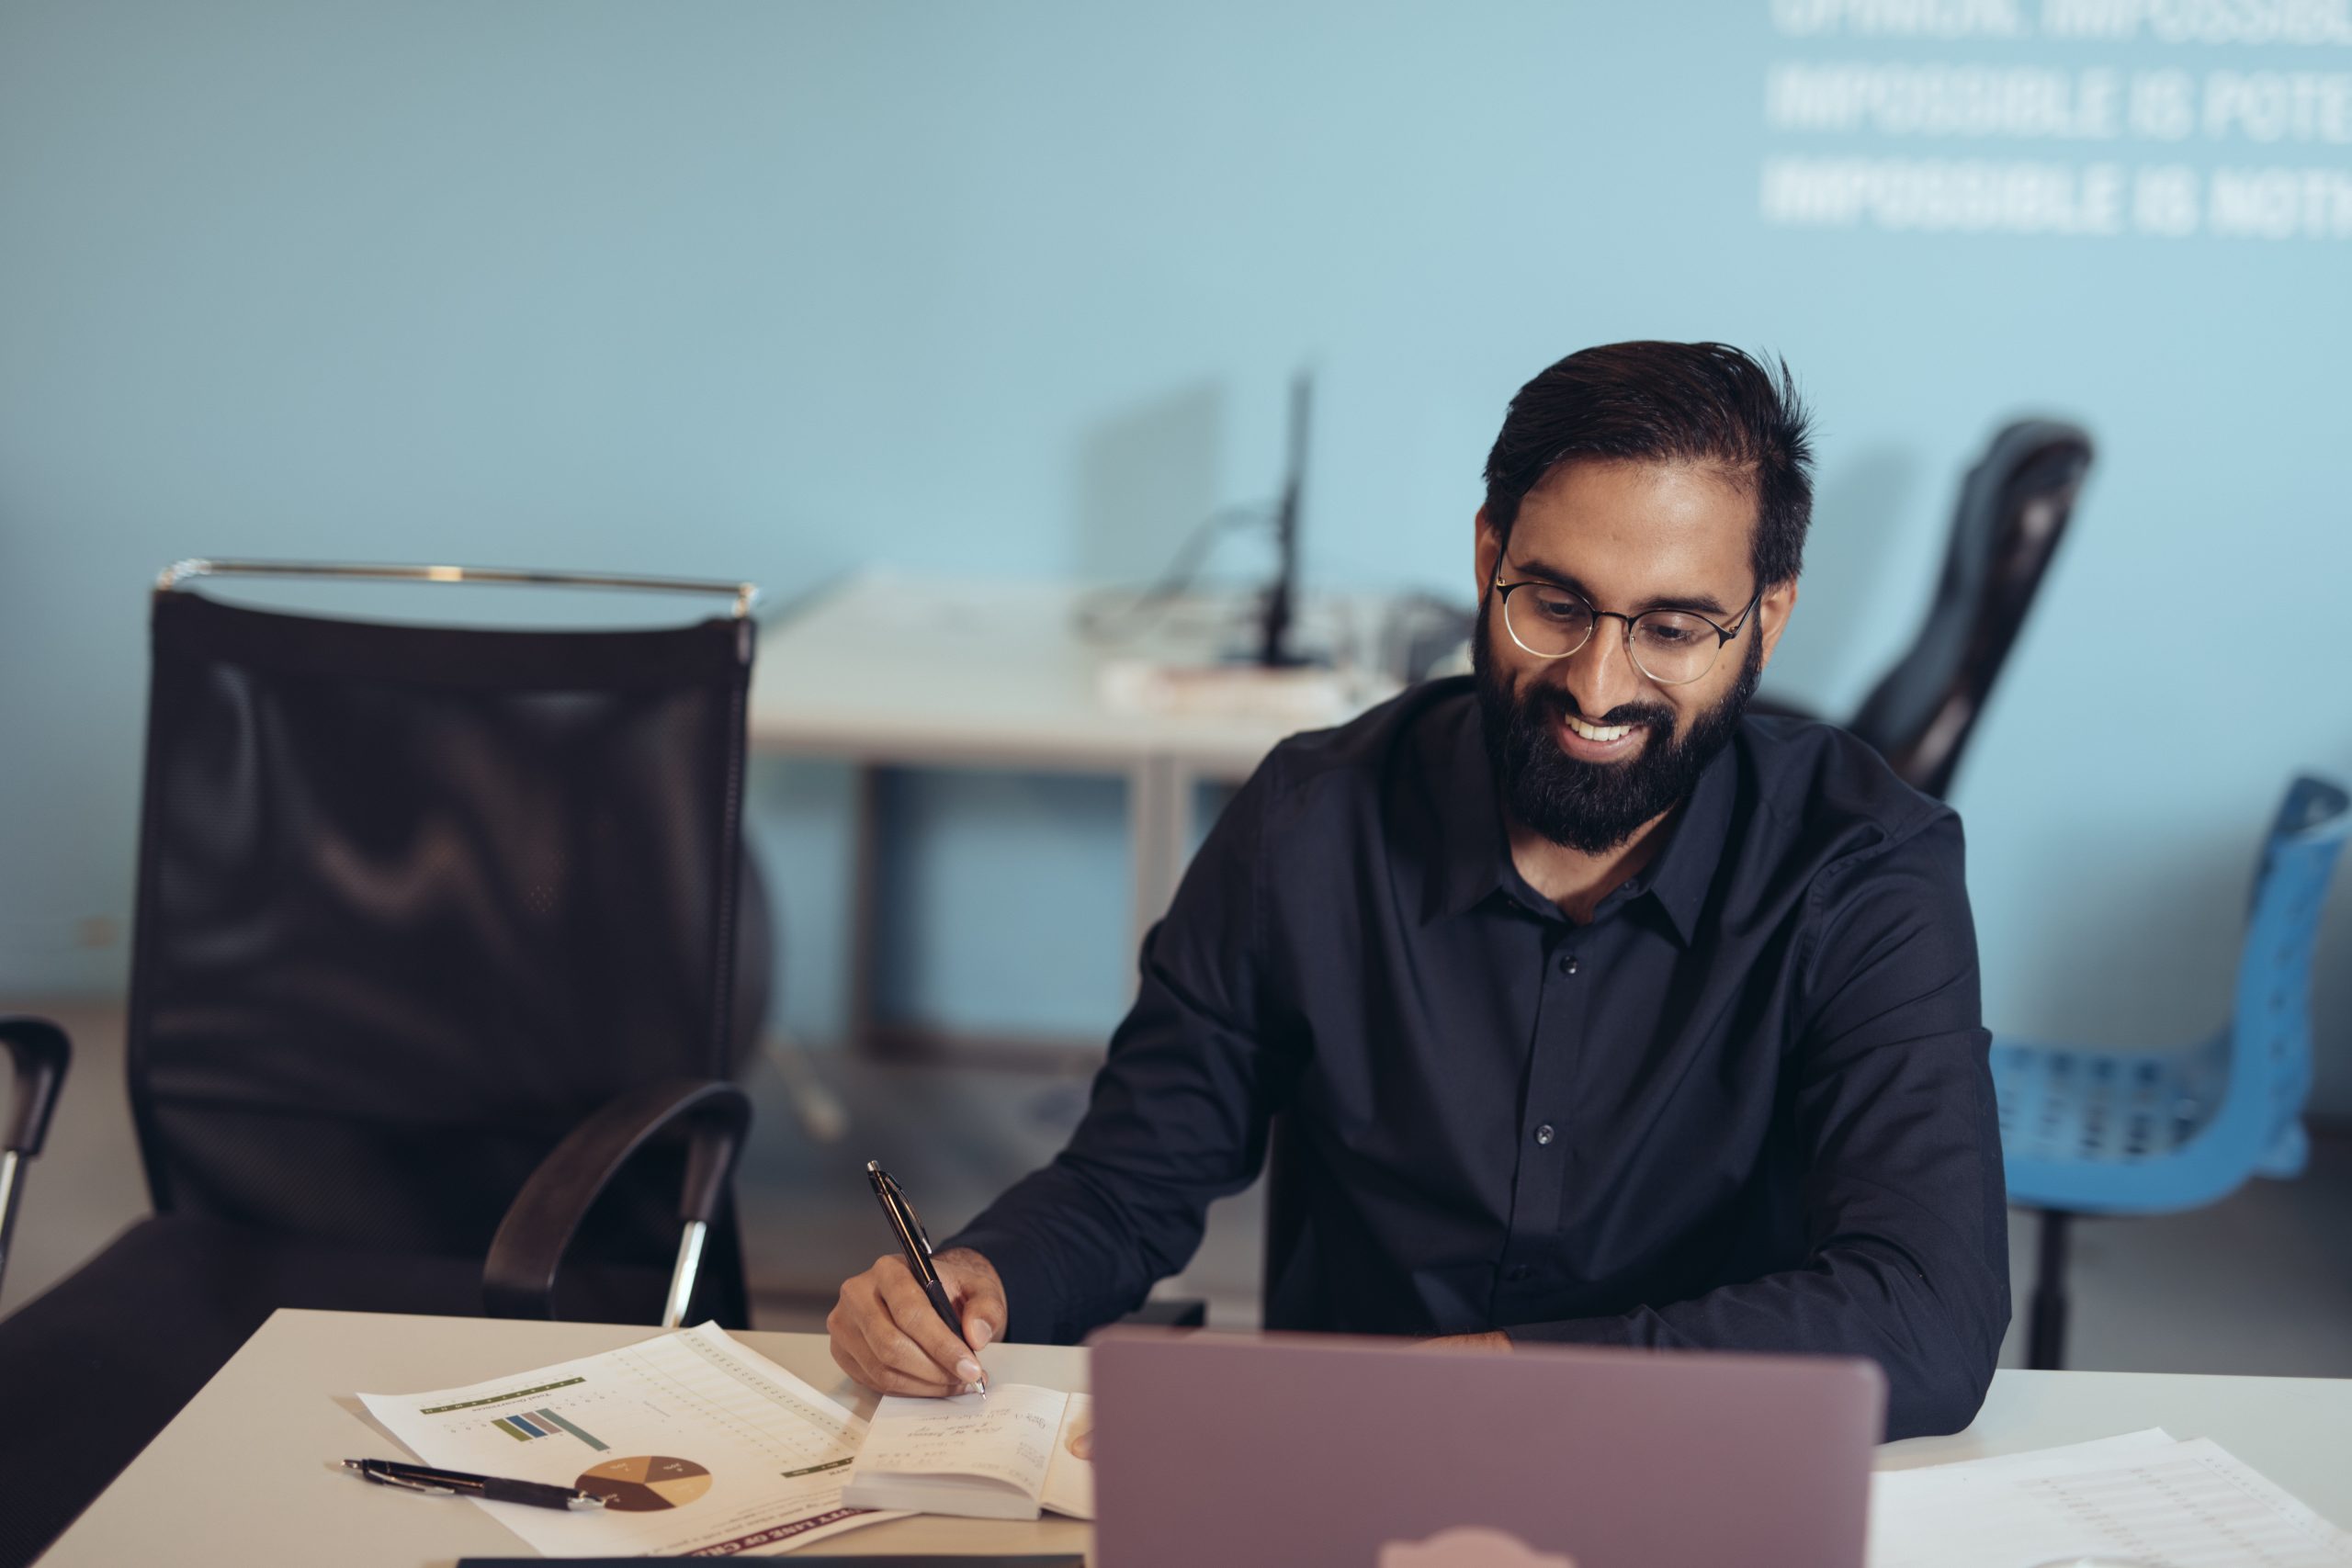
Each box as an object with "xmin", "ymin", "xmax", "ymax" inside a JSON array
[
  {"xmin": 1755, "ymin": 579, "xmax": 1799, "ymax": 674},
  {"xmin": 1474, "ymin": 508, "xmax": 1502, "ymax": 602}
]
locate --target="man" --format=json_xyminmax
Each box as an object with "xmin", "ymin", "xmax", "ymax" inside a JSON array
[{"xmin": 828, "ymin": 342, "xmax": 2009, "ymax": 1440}]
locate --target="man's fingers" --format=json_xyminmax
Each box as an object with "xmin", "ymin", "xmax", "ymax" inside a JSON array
[
  {"xmin": 876, "ymin": 1267, "xmax": 985, "ymax": 1383},
  {"xmin": 829, "ymin": 1335, "xmax": 873, "ymax": 1389},
  {"xmin": 825, "ymin": 1250, "xmax": 1006, "ymax": 1399},
  {"xmin": 829, "ymin": 1265, "xmax": 953, "ymax": 1396},
  {"xmin": 827, "ymin": 1299, "xmax": 888, "ymax": 1393},
  {"xmin": 939, "ymin": 1252, "xmax": 1008, "ymax": 1351},
  {"xmin": 852, "ymin": 1278, "xmax": 967, "ymax": 1393},
  {"xmin": 849, "ymin": 1255, "xmax": 968, "ymax": 1383},
  {"xmin": 854, "ymin": 1315, "xmax": 963, "ymax": 1394},
  {"xmin": 842, "ymin": 1329, "xmax": 956, "ymax": 1397}
]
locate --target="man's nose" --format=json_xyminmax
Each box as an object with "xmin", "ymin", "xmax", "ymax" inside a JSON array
[{"xmin": 1560, "ymin": 617, "xmax": 1645, "ymax": 719}]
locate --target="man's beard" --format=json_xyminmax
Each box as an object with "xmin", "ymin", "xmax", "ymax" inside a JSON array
[{"xmin": 1473, "ymin": 598, "xmax": 1761, "ymax": 855}]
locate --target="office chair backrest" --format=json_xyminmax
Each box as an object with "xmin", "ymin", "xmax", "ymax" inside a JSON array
[
  {"xmin": 2223, "ymin": 774, "xmax": 2349, "ymax": 1156},
  {"xmin": 1848, "ymin": 420, "xmax": 2093, "ymax": 800},
  {"xmin": 126, "ymin": 585, "xmax": 755, "ymax": 1267}
]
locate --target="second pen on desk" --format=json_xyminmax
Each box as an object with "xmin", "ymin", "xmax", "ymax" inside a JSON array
[{"xmin": 865, "ymin": 1159, "xmax": 989, "ymax": 1395}]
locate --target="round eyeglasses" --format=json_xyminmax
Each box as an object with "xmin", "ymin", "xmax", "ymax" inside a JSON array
[{"xmin": 1491, "ymin": 572, "xmax": 1763, "ymax": 687}]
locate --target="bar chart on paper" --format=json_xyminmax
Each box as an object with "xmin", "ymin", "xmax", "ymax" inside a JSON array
[
  {"xmin": 357, "ymin": 1324, "xmax": 907, "ymax": 1557},
  {"xmin": 490, "ymin": 1408, "xmax": 608, "ymax": 1450}
]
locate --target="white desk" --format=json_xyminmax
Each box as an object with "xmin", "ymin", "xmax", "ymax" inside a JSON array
[
  {"xmin": 41, "ymin": 1311, "xmax": 1091, "ymax": 1566},
  {"xmin": 40, "ymin": 1309, "xmax": 2352, "ymax": 1566},
  {"xmin": 748, "ymin": 573, "xmax": 1394, "ymax": 1049}
]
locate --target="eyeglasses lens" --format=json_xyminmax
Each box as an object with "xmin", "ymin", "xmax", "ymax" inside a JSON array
[{"xmin": 1501, "ymin": 586, "xmax": 1720, "ymax": 685}]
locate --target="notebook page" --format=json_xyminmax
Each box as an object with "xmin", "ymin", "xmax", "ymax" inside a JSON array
[
  {"xmin": 1039, "ymin": 1393, "xmax": 1095, "ymax": 1520},
  {"xmin": 855, "ymin": 1382, "xmax": 1068, "ymax": 1497},
  {"xmin": 1871, "ymin": 1434, "xmax": 2352, "ymax": 1568}
]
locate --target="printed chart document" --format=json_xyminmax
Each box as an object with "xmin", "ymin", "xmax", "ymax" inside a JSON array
[
  {"xmin": 1870, "ymin": 1428, "xmax": 2352, "ymax": 1568},
  {"xmin": 841, "ymin": 1385, "xmax": 1094, "ymax": 1521},
  {"xmin": 356, "ymin": 1323, "xmax": 906, "ymax": 1557}
]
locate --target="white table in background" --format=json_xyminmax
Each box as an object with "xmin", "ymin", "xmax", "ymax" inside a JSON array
[
  {"xmin": 748, "ymin": 572, "xmax": 1390, "ymax": 1052},
  {"xmin": 38, "ymin": 1308, "xmax": 2352, "ymax": 1566}
]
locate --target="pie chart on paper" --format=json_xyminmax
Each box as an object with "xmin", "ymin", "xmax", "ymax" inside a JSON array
[{"xmin": 576, "ymin": 1454, "xmax": 714, "ymax": 1511}]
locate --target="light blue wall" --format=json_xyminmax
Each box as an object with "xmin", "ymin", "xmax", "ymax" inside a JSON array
[{"xmin": 4, "ymin": 2, "xmax": 2347, "ymax": 1105}]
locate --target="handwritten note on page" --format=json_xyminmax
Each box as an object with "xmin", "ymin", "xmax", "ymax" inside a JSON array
[{"xmin": 842, "ymin": 1383, "xmax": 1093, "ymax": 1521}]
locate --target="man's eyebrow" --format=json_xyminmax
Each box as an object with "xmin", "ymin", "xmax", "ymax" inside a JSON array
[{"xmin": 1503, "ymin": 555, "xmax": 1732, "ymax": 618}]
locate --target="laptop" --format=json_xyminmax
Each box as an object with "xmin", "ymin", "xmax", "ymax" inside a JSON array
[{"xmin": 1088, "ymin": 1328, "xmax": 1884, "ymax": 1568}]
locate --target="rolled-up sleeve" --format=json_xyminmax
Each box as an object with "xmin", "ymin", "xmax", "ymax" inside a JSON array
[{"xmin": 1507, "ymin": 811, "xmax": 2010, "ymax": 1440}]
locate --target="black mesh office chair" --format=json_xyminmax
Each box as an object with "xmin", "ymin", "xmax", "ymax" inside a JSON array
[
  {"xmin": 0, "ymin": 561, "xmax": 767, "ymax": 1568},
  {"xmin": 1760, "ymin": 420, "xmax": 2094, "ymax": 800}
]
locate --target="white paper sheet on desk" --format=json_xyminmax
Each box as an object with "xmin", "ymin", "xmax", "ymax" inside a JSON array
[
  {"xmin": 356, "ymin": 1323, "xmax": 906, "ymax": 1556},
  {"xmin": 1870, "ymin": 1427, "xmax": 2352, "ymax": 1568}
]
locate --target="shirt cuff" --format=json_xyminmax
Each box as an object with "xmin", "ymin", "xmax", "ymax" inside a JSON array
[{"xmin": 1502, "ymin": 1314, "xmax": 1641, "ymax": 1348}]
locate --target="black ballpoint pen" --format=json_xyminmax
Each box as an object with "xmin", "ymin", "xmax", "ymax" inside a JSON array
[
  {"xmin": 341, "ymin": 1458, "xmax": 607, "ymax": 1510},
  {"xmin": 866, "ymin": 1158, "xmax": 989, "ymax": 1394}
]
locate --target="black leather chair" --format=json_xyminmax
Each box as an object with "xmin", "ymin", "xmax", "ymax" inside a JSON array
[
  {"xmin": 0, "ymin": 562, "xmax": 768, "ymax": 1568},
  {"xmin": 1762, "ymin": 420, "xmax": 2094, "ymax": 799}
]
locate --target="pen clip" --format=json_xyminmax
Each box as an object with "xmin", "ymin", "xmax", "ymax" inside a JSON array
[
  {"xmin": 869, "ymin": 1163, "xmax": 938, "ymax": 1259},
  {"xmin": 888, "ymin": 1170, "xmax": 935, "ymax": 1259},
  {"xmin": 906, "ymin": 1200, "xmax": 938, "ymax": 1259},
  {"xmin": 358, "ymin": 1463, "xmax": 459, "ymax": 1497}
]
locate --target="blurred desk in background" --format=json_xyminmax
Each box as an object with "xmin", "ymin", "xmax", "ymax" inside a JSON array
[{"xmin": 747, "ymin": 571, "xmax": 1418, "ymax": 1058}]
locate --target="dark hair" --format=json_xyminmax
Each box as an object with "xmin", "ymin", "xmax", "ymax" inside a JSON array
[{"xmin": 1481, "ymin": 342, "xmax": 1815, "ymax": 588}]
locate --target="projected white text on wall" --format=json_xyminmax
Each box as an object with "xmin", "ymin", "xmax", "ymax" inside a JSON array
[{"xmin": 1761, "ymin": 0, "xmax": 2352, "ymax": 238}]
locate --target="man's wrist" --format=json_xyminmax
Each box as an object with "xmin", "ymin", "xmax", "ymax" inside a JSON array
[
  {"xmin": 938, "ymin": 1225, "xmax": 1053, "ymax": 1343},
  {"xmin": 935, "ymin": 1246, "xmax": 999, "ymax": 1291}
]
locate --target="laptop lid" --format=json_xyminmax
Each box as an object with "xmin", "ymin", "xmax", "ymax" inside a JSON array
[{"xmin": 1089, "ymin": 1329, "xmax": 1884, "ymax": 1568}]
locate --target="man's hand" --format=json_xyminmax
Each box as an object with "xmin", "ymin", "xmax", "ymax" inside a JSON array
[
  {"xmin": 1424, "ymin": 1330, "xmax": 1512, "ymax": 1351},
  {"xmin": 827, "ymin": 1247, "xmax": 1008, "ymax": 1396}
]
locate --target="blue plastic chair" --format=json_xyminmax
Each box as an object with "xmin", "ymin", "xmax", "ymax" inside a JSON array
[{"xmin": 1993, "ymin": 773, "xmax": 2349, "ymax": 1368}]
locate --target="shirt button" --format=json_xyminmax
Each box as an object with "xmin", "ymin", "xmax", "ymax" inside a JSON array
[
  {"xmin": 1507, "ymin": 1264, "xmax": 1532, "ymax": 1282},
  {"xmin": 1533, "ymin": 1123, "xmax": 1555, "ymax": 1145},
  {"xmin": 1556, "ymin": 954, "xmax": 1579, "ymax": 976}
]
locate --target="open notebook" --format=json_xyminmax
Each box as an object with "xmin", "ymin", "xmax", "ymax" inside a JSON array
[{"xmin": 841, "ymin": 1384, "xmax": 1094, "ymax": 1521}]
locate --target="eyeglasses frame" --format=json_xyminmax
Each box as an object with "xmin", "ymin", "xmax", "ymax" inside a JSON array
[{"xmin": 1489, "ymin": 570, "xmax": 1764, "ymax": 687}]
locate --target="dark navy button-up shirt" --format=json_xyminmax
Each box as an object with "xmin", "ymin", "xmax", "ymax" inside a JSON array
[{"xmin": 948, "ymin": 677, "xmax": 2009, "ymax": 1438}]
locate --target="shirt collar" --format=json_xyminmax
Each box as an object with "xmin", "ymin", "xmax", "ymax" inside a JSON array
[
  {"xmin": 1418, "ymin": 694, "xmax": 1736, "ymax": 947},
  {"xmin": 1418, "ymin": 695, "xmax": 1519, "ymax": 925},
  {"xmin": 1637, "ymin": 741, "xmax": 1735, "ymax": 947}
]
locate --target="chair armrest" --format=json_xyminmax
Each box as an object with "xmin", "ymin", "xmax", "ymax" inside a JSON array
[
  {"xmin": 1, "ymin": 1016, "xmax": 71, "ymax": 1157},
  {"xmin": 482, "ymin": 1078, "xmax": 751, "ymax": 1320}
]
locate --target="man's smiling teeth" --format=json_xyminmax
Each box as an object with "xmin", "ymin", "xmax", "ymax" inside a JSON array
[{"xmin": 1564, "ymin": 715, "xmax": 1634, "ymax": 743}]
